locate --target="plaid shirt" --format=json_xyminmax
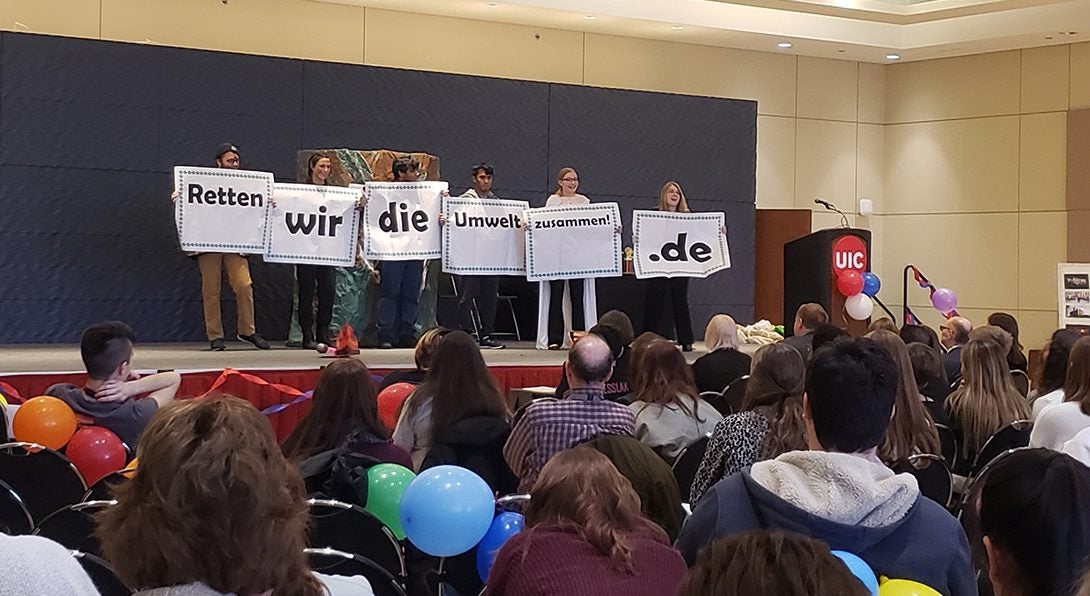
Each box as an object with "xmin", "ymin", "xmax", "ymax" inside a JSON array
[{"xmin": 503, "ymin": 386, "xmax": 636, "ymax": 489}]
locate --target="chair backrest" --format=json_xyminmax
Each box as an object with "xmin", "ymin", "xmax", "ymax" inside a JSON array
[
  {"xmin": 1010, "ymin": 370, "xmax": 1031, "ymax": 398},
  {"xmin": 699, "ymin": 391, "xmax": 732, "ymax": 417},
  {"xmin": 721, "ymin": 376, "xmax": 749, "ymax": 414},
  {"xmin": 306, "ymin": 547, "xmax": 407, "ymax": 596},
  {"xmin": 82, "ymin": 471, "xmax": 130, "ymax": 503},
  {"xmin": 671, "ymin": 434, "xmax": 711, "ymax": 501},
  {"xmin": 0, "ymin": 442, "xmax": 88, "ymax": 524},
  {"xmin": 935, "ymin": 424, "xmax": 958, "ymax": 468},
  {"xmin": 971, "ymin": 420, "xmax": 1033, "ymax": 476},
  {"xmin": 897, "ymin": 454, "xmax": 954, "ymax": 509},
  {"xmin": 33, "ymin": 500, "xmax": 115, "ymax": 556},
  {"xmin": 307, "ymin": 499, "xmax": 406, "ymax": 580},
  {"xmin": 0, "ymin": 478, "xmax": 33, "ymax": 535},
  {"xmin": 72, "ymin": 550, "xmax": 132, "ymax": 596}
]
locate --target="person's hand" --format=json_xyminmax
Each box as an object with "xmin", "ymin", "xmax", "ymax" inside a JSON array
[
  {"xmin": 95, "ymin": 380, "xmax": 131, "ymax": 402},
  {"xmin": 615, "ymin": 224, "xmax": 623, "ymax": 235},
  {"xmin": 358, "ymin": 193, "xmax": 367, "ymax": 210},
  {"xmin": 438, "ymin": 212, "xmax": 446, "ymax": 226},
  {"xmin": 441, "ymin": 189, "xmax": 450, "ymax": 198},
  {"xmin": 170, "ymin": 190, "xmax": 180, "ymax": 203}
]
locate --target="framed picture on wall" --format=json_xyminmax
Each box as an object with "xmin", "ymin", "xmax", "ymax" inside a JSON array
[{"xmin": 1058, "ymin": 263, "xmax": 1090, "ymax": 328}]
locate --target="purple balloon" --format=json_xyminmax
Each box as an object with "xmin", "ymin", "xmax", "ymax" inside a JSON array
[{"xmin": 931, "ymin": 288, "xmax": 958, "ymax": 313}]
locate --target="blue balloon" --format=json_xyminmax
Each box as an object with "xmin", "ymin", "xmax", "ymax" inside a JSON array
[
  {"xmin": 399, "ymin": 465, "xmax": 496, "ymax": 557},
  {"xmin": 476, "ymin": 512, "xmax": 525, "ymax": 582},
  {"xmin": 831, "ymin": 550, "xmax": 878, "ymax": 596},
  {"xmin": 862, "ymin": 272, "xmax": 882, "ymax": 297}
]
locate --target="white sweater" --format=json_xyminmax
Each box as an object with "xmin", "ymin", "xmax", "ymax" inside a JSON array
[
  {"xmin": 1029, "ymin": 401, "xmax": 1090, "ymax": 451},
  {"xmin": 0, "ymin": 535, "xmax": 99, "ymax": 596}
]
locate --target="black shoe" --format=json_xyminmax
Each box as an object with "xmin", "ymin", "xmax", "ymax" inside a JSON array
[
  {"xmin": 682, "ymin": 344, "xmax": 694, "ymax": 352},
  {"xmin": 238, "ymin": 333, "xmax": 270, "ymax": 350},
  {"xmin": 479, "ymin": 336, "xmax": 505, "ymax": 350},
  {"xmin": 547, "ymin": 343, "xmax": 561, "ymax": 350},
  {"xmin": 379, "ymin": 341, "xmax": 394, "ymax": 349},
  {"xmin": 210, "ymin": 338, "xmax": 227, "ymax": 351},
  {"xmin": 302, "ymin": 337, "xmax": 318, "ymax": 350}
]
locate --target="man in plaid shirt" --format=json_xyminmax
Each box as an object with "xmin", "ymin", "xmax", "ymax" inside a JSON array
[{"xmin": 504, "ymin": 333, "xmax": 636, "ymax": 489}]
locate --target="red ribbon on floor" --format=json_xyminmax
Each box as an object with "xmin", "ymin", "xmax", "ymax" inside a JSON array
[{"xmin": 199, "ymin": 368, "xmax": 313, "ymax": 416}]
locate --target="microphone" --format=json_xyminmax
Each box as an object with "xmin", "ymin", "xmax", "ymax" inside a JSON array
[
  {"xmin": 813, "ymin": 198, "xmax": 850, "ymax": 229},
  {"xmin": 814, "ymin": 198, "xmax": 835, "ymax": 209}
]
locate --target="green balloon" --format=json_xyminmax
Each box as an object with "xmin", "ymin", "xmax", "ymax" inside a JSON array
[{"xmin": 366, "ymin": 463, "xmax": 415, "ymax": 540}]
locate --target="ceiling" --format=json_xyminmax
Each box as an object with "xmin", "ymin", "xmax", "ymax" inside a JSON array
[{"xmin": 316, "ymin": 0, "xmax": 1086, "ymax": 63}]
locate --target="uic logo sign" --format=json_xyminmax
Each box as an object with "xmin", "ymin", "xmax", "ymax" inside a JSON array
[
  {"xmin": 832, "ymin": 234, "xmax": 868, "ymax": 274},
  {"xmin": 648, "ymin": 233, "xmax": 712, "ymax": 263}
]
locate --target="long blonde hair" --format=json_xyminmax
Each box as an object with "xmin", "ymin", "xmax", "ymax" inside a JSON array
[
  {"xmin": 866, "ymin": 330, "xmax": 940, "ymax": 464},
  {"xmin": 658, "ymin": 180, "xmax": 691, "ymax": 213},
  {"xmin": 946, "ymin": 336, "xmax": 1031, "ymax": 455}
]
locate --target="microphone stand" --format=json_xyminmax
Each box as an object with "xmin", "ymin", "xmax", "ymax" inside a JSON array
[{"xmin": 814, "ymin": 199, "xmax": 850, "ymax": 228}]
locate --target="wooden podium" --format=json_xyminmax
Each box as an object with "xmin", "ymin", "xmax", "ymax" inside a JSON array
[{"xmin": 784, "ymin": 228, "xmax": 872, "ymax": 335}]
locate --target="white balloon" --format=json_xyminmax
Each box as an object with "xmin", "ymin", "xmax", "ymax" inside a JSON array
[{"xmin": 845, "ymin": 294, "xmax": 874, "ymax": 321}]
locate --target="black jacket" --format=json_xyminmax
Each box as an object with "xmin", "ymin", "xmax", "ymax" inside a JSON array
[{"xmin": 421, "ymin": 415, "xmax": 518, "ymax": 494}]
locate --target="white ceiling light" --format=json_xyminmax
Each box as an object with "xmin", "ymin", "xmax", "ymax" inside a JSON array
[
  {"xmin": 777, "ymin": 41, "xmax": 793, "ymax": 48},
  {"xmin": 671, "ymin": 25, "xmax": 685, "ymax": 30},
  {"xmin": 485, "ymin": 2, "xmax": 497, "ymax": 6},
  {"xmin": 885, "ymin": 53, "xmax": 901, "ymax": 60}
]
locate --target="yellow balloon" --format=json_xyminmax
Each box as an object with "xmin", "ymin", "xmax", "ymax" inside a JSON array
[
  {"xmin": 0, "ymin": 392, "xmax": 8, "ymax": 406},
  {"xmin": 879, "ymin": 578, "xmax": 942, "ymax": 596}
]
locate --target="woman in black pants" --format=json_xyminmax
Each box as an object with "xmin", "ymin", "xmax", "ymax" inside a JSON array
[
  {"xmin": 643, "ymin": 181, "xmax": 695, "ymax": 351},
  {"xmin": 295, "ymin": 153, "xmax": 336, "ymax": 349}
]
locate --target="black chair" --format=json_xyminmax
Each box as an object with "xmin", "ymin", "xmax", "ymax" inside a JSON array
[
  {"xmin": 895, "ymin": 454, "xmax": 953, "ymax": 509},
  {"xmin": 971, "ymin": 420, "xmax": 1032, "ymax": 477},
  {"xmin": 1010, "ymin": 370, "xmax": 1030, "ymax": 398},
  {"xmin": 699, "ymin": 391, "xmax": 732, "ymax": 417},
  {"xmin": 33, "ymin": 500, "xmax": 115, "ymax": 556},
  {"xmin": 72, "ymin": 550, "xmax": 132, "ymax": 596},
  {"xmin": 0, "ymin": 478, "xmax": 33, "ymax": 534},
  {"xmin": 0, "ymin": 442, "xmax": 87, "ymax": 524},
  {"xmin": 307, "ymin": 499, "xmax": 406, "ymax": 583},
  {"xmin": 721, "ymin": 376, "xmax": 749, "ymax": 414},
  {"xmin": 82, "ymin": 471, "xmax": 131, "ymax": 502},
  {"xmin": 936, "ymin": 423, "xmax": 958, "ymax": 469},
  {"xmin": 671, "ymin": 434, "xmax": 710, "ymax": 502},
  {"xmin": 307, "ymin": 547, "xmax": 407, "ymax": 596}
]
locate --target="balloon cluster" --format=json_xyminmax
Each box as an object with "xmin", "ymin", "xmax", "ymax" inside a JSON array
[
  {"xmin": 837, "ymin": 270, "xmax": 882, "ymax": 321},
  {"xmin": 11, "ymin": 396, "xmax": 131, "ymax": 485},
  {"xmin": 832, "ymin": 549, "xmax": 942, "ymax": 596}
]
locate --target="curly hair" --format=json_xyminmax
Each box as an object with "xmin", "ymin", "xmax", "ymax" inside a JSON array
[{"xmin": 97, "ymin": 396, "xmax": 322, "ymax": 596}]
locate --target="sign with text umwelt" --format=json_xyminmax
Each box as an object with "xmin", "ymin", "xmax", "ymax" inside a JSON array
[
  {"xmin": 174, "ymin": 166, "xmax": 272, "ymax": 253},
  {"xmin": 442, "ymin": 197, "xmax": 529, "ymax": 275}
]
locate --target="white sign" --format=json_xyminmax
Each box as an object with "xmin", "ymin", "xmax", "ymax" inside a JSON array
[
  {"xmin": 263, "ymin": 184, "xmax": 361, "ymax": 267},
  {"xmin": 633, "ymin": 210, "xmax": 730, "ymax": 279},
  {"xmin": 174, "ymin": 166, "xmax": 272, "ymax": 253},
  {"xmin": 442, "ymin": 198, "xmax": 529, "ymax": 275},
  {"xmin": 1058, "ymin": 263, "xmax": 1090, "ymax": 327},
  {"xmin": 363, "ymin": 181, "xmax": 446, "ymax": 260},
  {"xmin": 525, "ymin": 203, "xmax": 622, "ymax": 282}
]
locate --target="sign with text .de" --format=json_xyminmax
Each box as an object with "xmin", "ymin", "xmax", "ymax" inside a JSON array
[{"xmin": 632, "ymin": 210, "xmax": 731, "ymax": 279}]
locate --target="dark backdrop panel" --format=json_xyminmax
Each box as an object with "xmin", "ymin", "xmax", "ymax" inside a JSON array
[{"xmin": 0, "ymin": 31, "xmax": 756, "ymax": 344}]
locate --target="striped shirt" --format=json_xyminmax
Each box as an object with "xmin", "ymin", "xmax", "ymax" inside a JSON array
[{"xmin": 504, "ymin": 386, "xmax": 636, "ymax": 489}]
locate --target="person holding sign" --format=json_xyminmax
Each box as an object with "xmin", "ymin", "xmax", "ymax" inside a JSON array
[
  {"xmin": 643, "ymin": 181, "xmax": 695, "ymax": 351},
  {"xmin": 544, "ymin": 167, "xmax": 593, "ymax": 350},
  {"xmin": 295, "ymin": 153, "xmax": 337, "ymax": 349},
  {"xmin": 377, "ymin": 157, "xmax": 426, "ymax": 349},
  {"xmin": 455, "ymin": 164, "xmax": 505, "ymax": 350}
]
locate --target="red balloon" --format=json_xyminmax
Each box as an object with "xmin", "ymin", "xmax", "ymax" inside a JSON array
[
  {"xmin": 378, "ymin": 382, "xmax": 416, "ymax": 431},
  {"xmin": 66, "ymin": 426, "xmax": 127, "ymax": 486},
  {"xmin": 837, "ymin": 270, "xmax": 865, "ymax": 296}
]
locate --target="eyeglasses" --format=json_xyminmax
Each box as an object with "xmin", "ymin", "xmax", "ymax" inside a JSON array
[{"xmin": 561, "ymin": 177, "xmax": 579, "ymax": 182}]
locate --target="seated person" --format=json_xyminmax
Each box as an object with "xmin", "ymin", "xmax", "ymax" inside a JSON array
[
  {"xmin": 47, "ymin": 321, "xmax": 179, "ymax": 448},
  {"xmin": 553, "ymin": 310, "xmax": 635, "ymax": 402},
  {"xmin": 0, "ymin": 534, "xmax": 99, "ymax": 595},
  {"xmin": 676, "ymin": 337, "xmax": 975, "ymax": 596},
  {"xmin": 690, "ymin": 314, "xmax": 751, "ymax": 394},
  {"xmin": 378, "ymin": 327, "xmax": 444, "ymax": 391}
]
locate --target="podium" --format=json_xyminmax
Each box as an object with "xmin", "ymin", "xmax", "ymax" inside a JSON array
[{"xmin": 783, "ymin": 228, "xmax": 872, "ymax": 334}]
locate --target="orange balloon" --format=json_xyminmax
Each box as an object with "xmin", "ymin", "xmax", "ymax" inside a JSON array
[
  {"xmin": 12, "ymin": 396, "xmax": 78, "ymax": 449},
  {"xmin": 122, "ymin": 457, "xmax": 139, "ymax": 478}
]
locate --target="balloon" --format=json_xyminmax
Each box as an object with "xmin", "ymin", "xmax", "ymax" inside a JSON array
[
  {"xmin": 845, "ymin": 294, "xmax": 874, "ymax": 321},
  {"xmin": 400, "ymin": 465, "xmax": 495, "ymax": 557},
  {"xmin": 66, "ymin": 426, "xmax": 127, "ymax": 486},
  {"xmin": 365, "ymin": 463, "xmax": 415, "ymax": 540},
  {"xmin": 931, "ymin": 288, "xmax": 958, "ymax": 313},
  {"xmin": 862, "ymin": 272, "xmax": 882, "ymax": 297},
  {"xmin": 831, "ymin": 551, "xmax": 878, "ymax": 596},
  {"xmin": 12, "ymin": 396, "xmax": 78, "ymax": 449},
  {"xmin": 121, "ymin": 457, "xmax": 139, "ymax": 479},
  {"xmin": 378, "ymin": 383, "xmax": 415, "ymax": 431},
  {"xmin": 878, "ymin": 578, "xmax": 942, "ymax": 596},
  {"xmin": 476, "ymin": 512, "xmax": 525, "ymax": 582},
  {"xmin": 837, "ymin": 270, "xmax": 865, "ymax": 296}
]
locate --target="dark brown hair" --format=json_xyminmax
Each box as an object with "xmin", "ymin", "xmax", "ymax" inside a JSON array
[
  {"xmin": 907, "ymin": 341, "xmax": 947, "ymax": 387},
  {"xmin": 523, "ymin": 446, "xmax": 668, "ymax": 571},
  {"xmin": 1037, "ymin": 329, "xmax": 1080, "ymax": 397},
  {"xmin": 867, "ymin": 330, "xmax": 940, "ymax": 464},
  {"xmin": 306, "ymin": 152, "xmax": 330, "ymax": 185},
  {"xmin": 97, "ymin": 396, "xmax": 322, "ymax": 596},
  {"xmin": 1065, "ymin": 336, "xmax": 1090, "ymax": 416},
  {"xmin": 281, "ymin": 359, "xmax": 388, "ymax": 461},
  {"xmin": 741, "ymin": 343, "xmax": 807, "ymax": 458},
  {"xmin": 631, "ymin": 341, "xmax": 701, "ymax": 419},
  {"xmin": 900, "ymin": 324, "xmax": 942, "ymax": 352},
  {"xmin": 680, "ymin": 530, "xmax": 869, "ymax": 596},
  {"xmin": 796, "ymin": 303, "xmax": 829, "ymax": 330}
]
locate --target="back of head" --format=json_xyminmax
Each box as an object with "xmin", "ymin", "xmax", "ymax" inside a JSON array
[
  {"xmin": 987, "ymin": 312, "xmax": 1021, "ymax": 349},
  {"xmin": 704, "ymin": 314, "xmax": 739, "ymax": 351},
  {"xmin": 419, "ymin": 330, "xmax": 507, "ymax": 439},
  {"xmin": 281, "ymin": 358, "xmax": 386, "ymax": 460},
  {"xmin": 631, "ymin": 341, "xmax": 698, "ymax": 408},
  {"xmin": 391, "ymin": 155, "xmax": 420, "ymax": 180},
  {"xmin": 907, "ymin": 341, "xmax": 947, "ymax": 387},
  {"xmin": 681, "ymin": 530, "xmax": 869, "ymax": 596},
  {"xmin": 796, "ymin": 303, "xmax": 829, "ymax": 332},
  {"xmin": 525, "ymin": 446, "xmax": 665, "ymax": 570},
  {"xmin": 866, "ymin": 330, "xmax": 939, "ymax": 463},
  {"xmin": 1038, "ymin": 329, "xmax": 1081, "ymax": 395},
  {"xmin": 414, "ymin": 327, "xmax": 446, "ymax": 370},
  {"xmin": 598, "ymin": 310, "xmax": 635, "ymax": 346},
  {"xmin": 588, "ymin": 323, "xmax": 624, "ymax": 360},
  {"xmin": 950, "ymin": 316, "xmax": 973, "ymax": 345},
  {"xmin": 810, "ymin": 324, "xmax": 847, "ymax": 354},
  {"xmin": 900, "ymin": 324, "xmax": 942, "ymax": 352},
  {"xmin": 569, "ymin": 334, "xmax": 614, "ymax": 385},
  {"xmin": 970, "ymin": 325, "xmax": 1013, "ymax": 354},
  {"xmin": 807, "ymin": 337, "xmax": 898, "ymax": 453},
  {"xmin": 98, "ymin": 396, "xmax": 321, "ymax": 596},
  {"xmin": 949, "ymin": 336, "xmax": 1030, "ymax": 454},
  {"xmin": 868, "ymin": 318, "xmax": 898, "ymax": 334},
  {"xmin": 81, "ymin": 321, "xmax": 135, "ymax": 380},
  {"xmin": 1065, "ymin": 336, "xmax": 1090, "ymax": 415},
  {"xmin": 980, "ymin": 449, "xmax": 1090, "ymax": 596},
  {"xmin": 742, "ymin": 343, "xmax": 807, "ymax": 457}
]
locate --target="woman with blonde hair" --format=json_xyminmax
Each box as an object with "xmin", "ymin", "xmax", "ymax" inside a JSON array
[
  {"xmin": 486, "ymin": 446, "xmax": 687, "ymax": 595},
  {"xmin": 1030, "ymin": 336, "xmax": 1090, "ymax": 450},
  {"xmin": 866, "ymin": 330, "xmax": 941, "ymax": 465},
  {"xmin": 642, "ymin": 181, "xmax": 696, "ymax": 351},
  {"xmin": 691, "ymin": 314, "xmax": 751, "ymax": 394},
  {"xmin": 946, "ymin": 329, "xmax": 1031, "ymax": 474}
]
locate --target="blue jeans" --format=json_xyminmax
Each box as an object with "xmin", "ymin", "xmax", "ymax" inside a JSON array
[{"xmin": 378, "ymin": 260, "xmax": 422, "ymax": 344}]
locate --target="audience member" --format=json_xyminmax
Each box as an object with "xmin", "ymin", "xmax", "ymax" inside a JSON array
[
  {"xmin": 979, "ymin": 449, "xmax": 1090, "ymax": 596},
  {"xmin": 554, "ymin": 311, "xmax": 635, "ymax": 402},
  {"xmin": 809, "ymin": 323, "xmax": 846, "ymax": 355},
  {"xmin": 47, "ymin": 321, "xmax": 180, "ymax": 449},
  {"xmin": 689, "ymin": 343, "xmax": 806, "ymax": 503},
  {"xmin": 907, "ymin": 342, "xmax": 952, "ymax": 409},
  {"xmin": 690, "ymin": 314, "xmax": 751, "ymax": 394},
  {"xmin": 504, "ymin": 334, "xmax": 635, "ymax": 489},
  {"xmin": 946, "ymin": 332, "xmax": 1031, "ymax": 474},
  {"xmin": 677, "ymin": 337, "xmax": 975, "ymax": 596},
  {"xmin": 783, "ymin": 303, "xmax": 828, "ymax": 358},
  {"xmin": 1063, "ymin": 426, "xmax": 1090, "ymax": 467},
  {"xmin": 940, "ymin": 316, "xmax": 973, "ymax": 385},
  {"xmin": 868, "ymin": 317, "xmax": 899, "ymax": 333},
  {"xmin": 281, "ymin": 359, "xmax": 411, "ymax": 468},
  {"xmin": 486, "ymin": 446, "xmax": 687, "ymax": 596},
  {"xmin": 900, "ymin": 323, "xmax": 943, "ymax": 352},
  {"xmin": 1032, "ymin": 328, "xmax": 1080, "ymax": 418},
  {"xmin": 393, "ymin": 330, "xmax": 511, "ymax": 474},
  {"xmin": 588, "ymin": 434, "xmax": 686, "ymax": 541},
  {"xmin": 627, "ymin": 341, "xmax": 721, "ymax": 460},
  {"xmin": 988, "ymin": 312, "xmax": 1029, "ymax": 373},
  {"xmin": 1030, "ymin": 336, "xmax": 1090, "ymax": 450},
  {"xmin": 97, "ymin": 396, "xmax": 369, "ymax": 595},
  {"xmin": 679, "ymin": 530, "xmax": 869, "ymax": 596},
  {"xmin": 0, "ymin": 534, "xmax": 99, "ymax": 595},
  {"xmin": 866, "ymin": 330, "xmax": 942, "ymax": 462},
  {"xmin": 378, "ymin": 327, "xmax": 445, "ymax": 391}
]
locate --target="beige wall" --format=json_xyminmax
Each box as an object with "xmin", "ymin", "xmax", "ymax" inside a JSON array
[{"xmin": 3, "ymin": 2, "xmax": 1087, "ymax": 347}]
